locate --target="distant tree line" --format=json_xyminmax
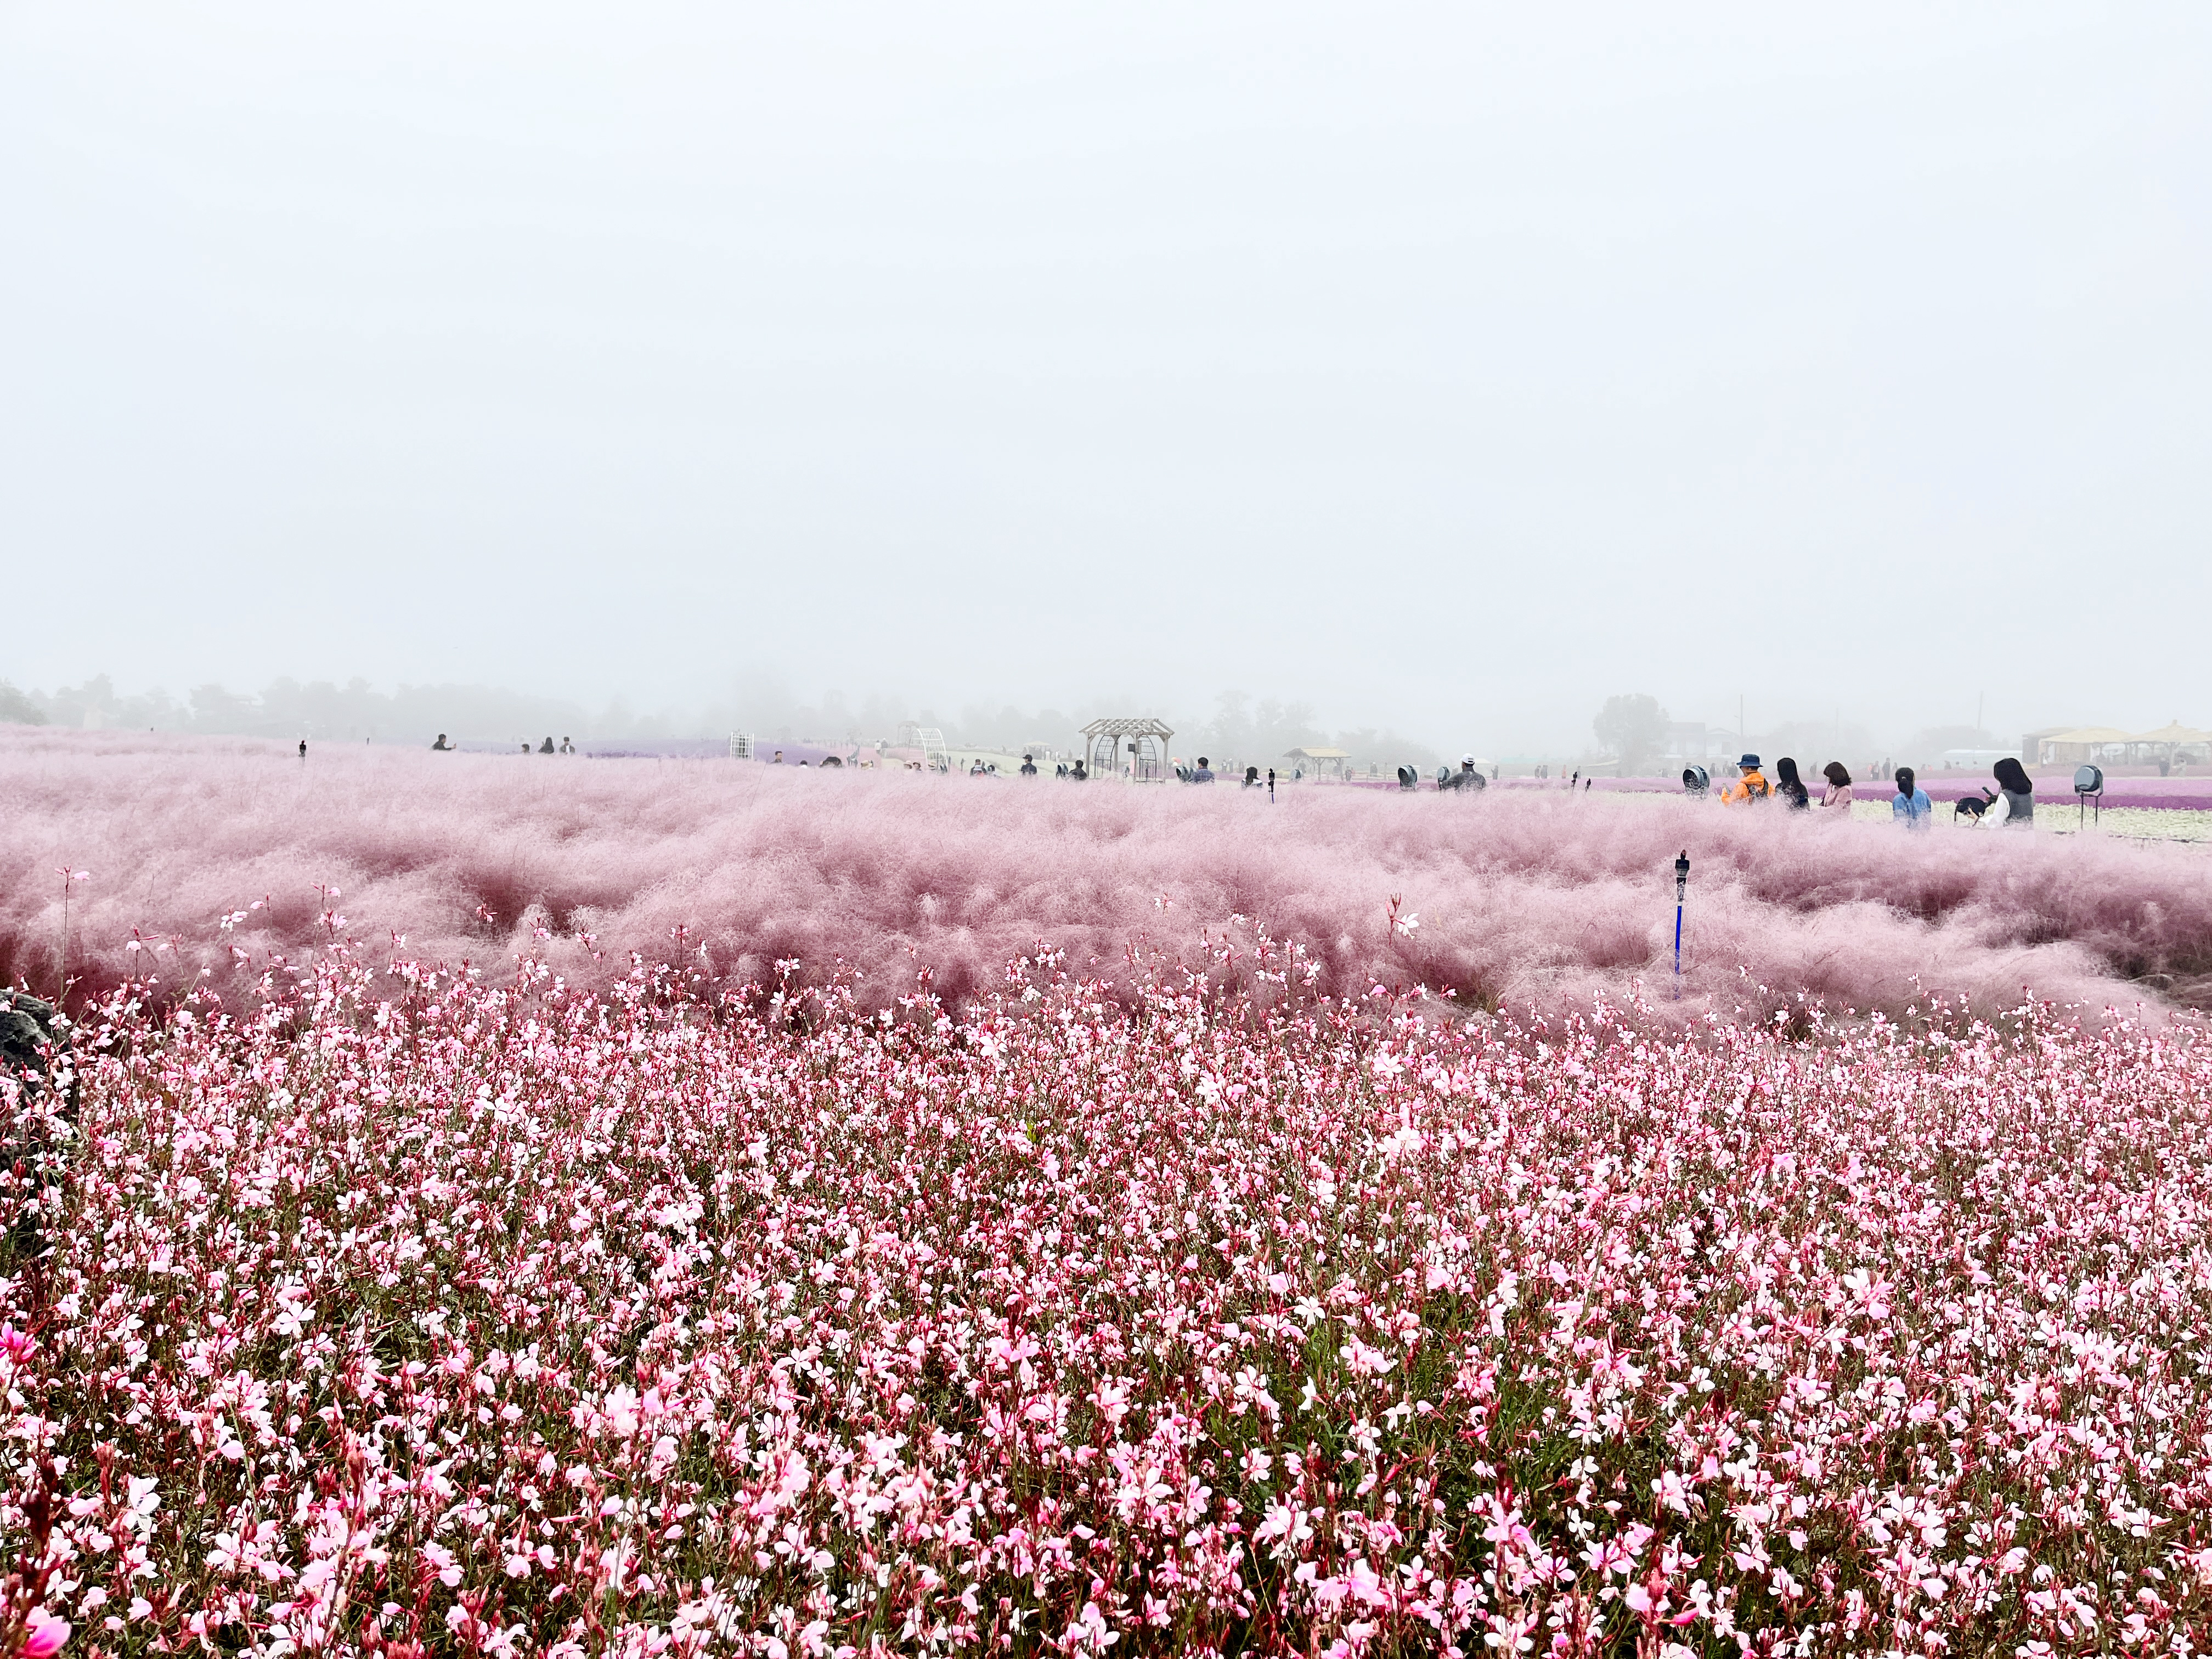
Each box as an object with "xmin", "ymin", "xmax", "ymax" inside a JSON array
[
  {"xmin": 0, "ymin": 672, "xmax": 1451, "ymax": 768},
  {"xmin": 1592, "ymin": 691, "xmax": 1961, "ymax": 776},
  {"xmin": 0, "ymin": 674, "xmax": 596, "ymax": 746}
]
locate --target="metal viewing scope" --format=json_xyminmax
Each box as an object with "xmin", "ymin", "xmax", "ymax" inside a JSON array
[{"xmin": 2074, "ymin": 763, "xmax": 2104, "ymax": 828}]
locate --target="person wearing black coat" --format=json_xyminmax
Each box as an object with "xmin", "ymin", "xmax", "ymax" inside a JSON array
[{"xmin": 1774, "ymin": 756, "xmax": 1810, "ymax": 810}]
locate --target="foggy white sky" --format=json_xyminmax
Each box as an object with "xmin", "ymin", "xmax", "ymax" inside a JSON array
[{"xmin": 3, "ymin": 3, "xmax": 2207, "ymax": 750}]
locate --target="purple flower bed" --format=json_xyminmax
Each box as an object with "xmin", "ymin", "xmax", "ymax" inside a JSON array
[
  {"xmin": 1905, "ymin": 777, "xmax": 2212, "ymax": 810},
  {"xmin": 1446, "ymin": 775, "xmax": 2212, "ymax": 810},
  {"xmin": 581, "ymin": 737, "xmax": 734, "ymax": 759}
]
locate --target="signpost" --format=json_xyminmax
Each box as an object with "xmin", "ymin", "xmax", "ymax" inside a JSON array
[{"xmin": 1673, "ymin": 850, "xmax": 1689, "ymax": 995}]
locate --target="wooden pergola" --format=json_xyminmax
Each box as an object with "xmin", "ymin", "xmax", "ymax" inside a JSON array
[
  {"xmin": 1284, "ymin": 746, "xmax": 1351, "ymax": 780},
  {"xmin": 1081, "ymin": 716, "xmax": 1174, "ymax": 781}
]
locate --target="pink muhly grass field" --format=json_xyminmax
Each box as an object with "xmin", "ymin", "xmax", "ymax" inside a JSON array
[
  {"xmin": 8, "ymin": 947, "xmax": 2212, "ymax": 1653},
  {"xmin": 11, "ymin": 727, "xmax": 2212, "ymax": 1654},
  {"xmin": 5, "ymin": 730, "xmax": 2211, "ymax": 1023}
]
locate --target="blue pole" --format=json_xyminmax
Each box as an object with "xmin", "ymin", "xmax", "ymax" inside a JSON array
[{"xmin": 1672, "ymin": 850, "xmax": 1689, "ymax": 995}]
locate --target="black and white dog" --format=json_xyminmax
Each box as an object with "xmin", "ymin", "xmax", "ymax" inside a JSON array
[{"xmin": 1953, "ymin": 788, "xmax": 1996, "ymax": 822}]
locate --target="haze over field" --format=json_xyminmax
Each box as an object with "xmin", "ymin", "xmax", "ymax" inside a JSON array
[
  {"xmin": 13, "ymin": 16, "xmax": 2212, "ymax": 1654},
  {"xmin": 4, "ymin": 3, "xmax": 2209, "ymax": 748},
  {"xmin": 0, "ymin": 668, "xmax": 2111, "ymax": 779}
]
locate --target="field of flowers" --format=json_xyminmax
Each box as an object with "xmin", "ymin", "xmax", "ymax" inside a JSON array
[
  {"xmin": 8, "ymin": 941, "xmax": 2212, "ymax": 1656},
  {"xmin": 8, "ymin": 729, "xmax": 2212, "ymax": 1656},
  {"xmin": 1841, "ymin": 802, "xmax": 2212, "ymax": 846}
]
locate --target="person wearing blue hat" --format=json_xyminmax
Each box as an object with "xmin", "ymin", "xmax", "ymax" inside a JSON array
[{"xmin": 1719, "ymin": 752, "xmax": 1771, "ymax": 805}]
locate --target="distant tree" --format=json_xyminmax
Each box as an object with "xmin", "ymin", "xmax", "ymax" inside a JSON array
[
  {"xmin": 1333, "ymin": 726, "xmax": 1443, "ymax": 770},
  {"xmin": 187, "ymin": 682, "xmax": 262, "ymax": 732},
  {"xmin": 1593, "ymin": 693, "xmax": 1671, "ymax": 775},
  {"xmin": 1763, "ymin": 719, "xmax": 1877, "ymax": 771},
  {"xmin": 43, "ymin": 673, "xmax": 126, "ymax": 729},
  {"xmin": 1185, "ymin": 691, "xmax": 1327, "ymax": 766},
  {"xmin": 0, "ymin": 681, "xmax": 45, "ymax": 725}
]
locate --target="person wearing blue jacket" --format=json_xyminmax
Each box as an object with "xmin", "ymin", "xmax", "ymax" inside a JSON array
[{"xmin": 1892, "ymin": 765, "xmax": 1933, "ymax": 830}]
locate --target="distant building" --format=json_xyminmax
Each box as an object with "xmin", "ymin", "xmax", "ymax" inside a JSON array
[
  {"xmin": 2035, "ymin": 726, "xmax": 2136, "ymax": 766},
  {"xmin": 2034, "ymin": 724, "xmax": 2211, "ymax": 768}
]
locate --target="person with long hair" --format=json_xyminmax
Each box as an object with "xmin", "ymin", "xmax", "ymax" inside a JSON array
[
  {"xmin": 1819, "ymin": 761, "xmax": 1853, "ymax": 811},
  {"xmin": 1774, "ymin": 756, "xmax": 1810, "ymax": 810},
  {"xmin": 1981, "ymin": 756, "xmax": 2036, "ymax": 830}
]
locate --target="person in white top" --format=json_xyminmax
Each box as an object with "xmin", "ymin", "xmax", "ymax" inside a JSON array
[{"xmin": 1979, "ymin": 757, "xmax": 2035, "ymax": 830}]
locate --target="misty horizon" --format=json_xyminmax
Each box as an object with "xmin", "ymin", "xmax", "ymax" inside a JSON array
[
  {"xmin": 8, "ymin": 10, "xmax": 2212, "ymax": 1644},
  {"xmin": 3, "ymin": 665, "xmax": 2130, "ymax": 775},
  {"xmin": 5, "ymin": 5, "xmax": 2208, "ymax": 758}
]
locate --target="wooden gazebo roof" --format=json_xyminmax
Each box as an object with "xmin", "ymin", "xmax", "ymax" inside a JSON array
[
  {"xmin": 1080, "ymin": 716, "xmax": 1175, "ymax": 742},
  {"xmin": 1079, "ymin": 716, "xmax": 1175, "ymax": 781}
]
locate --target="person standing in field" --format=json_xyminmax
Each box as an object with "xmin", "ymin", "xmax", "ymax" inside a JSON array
[
  {"xmin": 1820, "ymin": 761, "xmax": 1853, "ymax": 811},
  {"xmin": 432, "ymin": 733, "xmax": 453, "ymax": 751},
  {"xmin": 1719, "ymin": 754, "xmax": 1771, "ymax": 805},
  {"xmin": 1892, "ymin": 766, "xmax": 1933, "ymax": 829},
  {"xmin": 1980, "ymin": 757, "xmax": 2036, "ymax": 830},
  {"xmin": 1775, "ymin": 757, "xmax": 1810, "ymax": 810},
  {"xmin": 1442, "ymin": 754, "xmax": 1486, "ymax": 792}
]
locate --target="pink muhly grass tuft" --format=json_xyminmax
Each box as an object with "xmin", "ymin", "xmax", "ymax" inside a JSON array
[{"xmin": 2, "ymin": 729, "xmax": 2208, "ymax": 1024}]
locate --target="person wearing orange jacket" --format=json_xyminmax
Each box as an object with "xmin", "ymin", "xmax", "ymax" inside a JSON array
[{"xmin": 1719, "ymin": 752, "xmax": 1772, "ymax": 805}]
